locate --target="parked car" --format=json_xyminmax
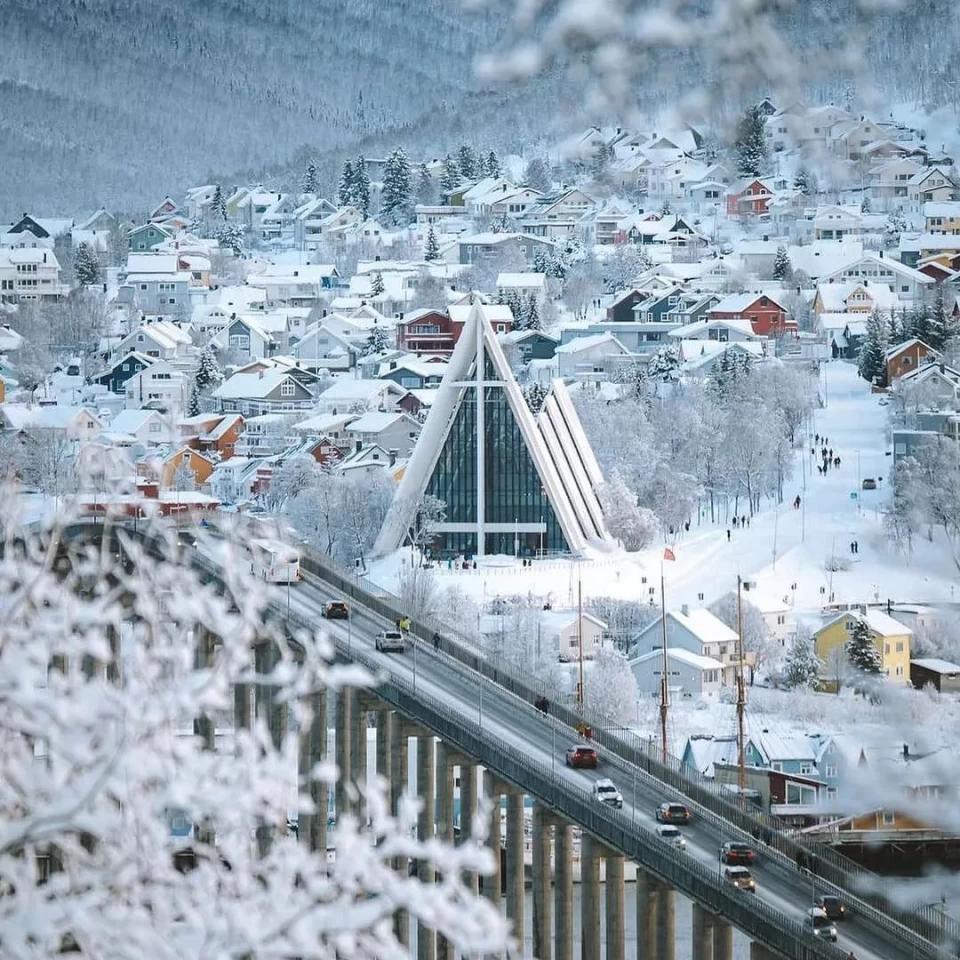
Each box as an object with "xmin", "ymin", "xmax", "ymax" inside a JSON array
[
  {"xmin": 723, "ymin": 866, "xmax": 756, "ymax": 892},
  {"xmin": 720, "ymin": 841, "xmax": 756, "ymax": 865},
  {"xmin": 375, "ymin": 630, "xmax": 405, "ymax": 653},
  {"xmin": 862, "ymin": 478, "xmax": 877, "ymax": 490},
  {"xmin": 655, "ymin": 824, "xmax": 686, "ymax": 850},
  {"xmin": 815, "ymin": 895, "xmax": 847, "ymax": 921},
  {"xmin": 566, "ymin": 744, "xmax": 599, "ymax": 769},
  {"xmin": 324, "ymin": 601, "xmax": 350, "ymax": 619},
  {"xmin": 808, "ymin": 907, "xmax": 838, "ymax": 941},
  {"xmin": 593, "ymin": 778, "xmax": 623, "ymax": 808},
  {"xmin": 655, "ymin": 802, "xmax": 691, "ymax": 825}
]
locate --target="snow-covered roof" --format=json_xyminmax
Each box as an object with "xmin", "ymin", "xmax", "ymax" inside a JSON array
[
  {"xmin": 345, "ymin": 411, "xmax": 408, "ymax": 433},
  {"xmin": 668, "ymin": 317, "xmax": 759, "ymax": 340},
  {"xmin": 1, "ymin": 404, "xmax": 101, "ymax": 431},
  {"xmin": 213, "ymin": 370, "xmax": 297, "ymax": 400},
  {"xmin": 631, "ymin": 647, "xmax": 724, "ymax": 671},
  {"xmin": 497, "ymin": 272, "xmax": 547, "ymax": 289},
  {"xmin": 319, "ymin": 378, "xmax": 402, "ymax": 401},
  {"xmin": 862, "ymin": 609, "xmax": 912, "ymax": 637},
  {"xmin": 922, "ymin": 201, "xmax": 960, "ymax": 218},
  {"xmin": 750, "ymin": 727, "xmax": 818, "ymax": 763},
  {"xmin": 911, "ymin": 658, "xmax": 960, "ymax": 674},
  {"xmin": 711, "ymin": 292, "xmax": 787, "ymax": 313},
  {"xmin": 448, "ymin": 303, "xmax": 513, "ymax": 325},
  {"xmin": 671, "ymin": 608, "xmax": 739, "ymax": 646},
  {"xmin": 683, "ymin": 736, "xmax": 739, "ymax": 778},
  {"xmin": 109, "ymin": 408, "xmax": 161, "ymax": 434},
  {"xmin": 291, "ymin": 412, "xmax": 356, "ymax": 435},
  {"xmin": 555, "ymin": 333, "xmax": 629, "ymax": 355}
]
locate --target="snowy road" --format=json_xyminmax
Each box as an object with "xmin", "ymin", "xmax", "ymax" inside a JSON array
[{"xmin": 272, "ymin": 566, "xmax": 927, "ymax": 960}]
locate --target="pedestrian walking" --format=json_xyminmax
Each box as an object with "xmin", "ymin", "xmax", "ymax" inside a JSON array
[
  {"xmin": 794, "ymin": 494, "xmax": 801, "ymax": 509},
  {"xmin": 433, "ymin": 631, "xmax": 441, "ymax": 651},
  {"xmin": 834, "ymin": 456, "xmax": 840, "ymax": 468},
  {"xmin": 815, "ymin": 433, "xmax": 820, "ymax": 444},
  {"xmin": 829, "ymin": 448, "xmax": 833, "ymax": 459},
  {"xmin": 727, "ymin": 529, "xmax": 731, "ymax": 542},
  {"xmin": 732, "ymin": 516, "xmax": 738, "ymax": 528},
  {"xmin": 811, "ymin": 447, "xmax": 816, "ymax": 457},
  {"xmin": 850, "ymin": 541, "xmax": 855, "ymax": 554},
  {"xmin": 854, "ymin": 541, "xmax": 859, "ymax": 554}
]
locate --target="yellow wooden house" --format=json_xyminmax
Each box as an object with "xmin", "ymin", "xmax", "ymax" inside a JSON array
[{"xmin": 813, "ymin": 609, "xmax": 912, "ymax": 683}]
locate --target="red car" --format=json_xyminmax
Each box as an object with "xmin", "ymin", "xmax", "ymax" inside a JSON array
[
  {"xmin": 655, "ymin": 802, "xmax": 691, "ymax": 825},
  {"xmin": 720, "ymin": 842, "xmax": 756, "ymax": 865},
  {"xmin": 566, "ymin": 744, "xmax": 598, "ymax": 769}
]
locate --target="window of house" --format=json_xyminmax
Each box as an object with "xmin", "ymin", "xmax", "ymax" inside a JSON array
[
  {"xmin": 280, "ymin": 381, "xmax": 296, "ymax": 397},
  {"xmin": 786, "ymin": 782, "xmax": 816, "ymax": 804},
  {"xmin": 826, "ymin": 787, "xmax": 837, "ymax": 799},
  {"xmin": 885, "ymin": 643, "xmax": 891, "ymax": 655},
  {"xmin": 771, "ymin": 761, "xmax": 783, "ymax": 772},
  {"xmin": 800, "ymin": 763, "xmax": 812, "ymax": 776},
  {"xmin": 122, "ymin": 363, "xmax": 130, "ymax": 372},
  {"xmin": 825, "ymin": 764, "xmax": 838, "ymax": 778},
  {"xmin": 881, "ymin": 811, "xmax": 895, "ymax": 825},
  {"xmin": 149, "ymin": 422, "xmax": 161, "ymax": 433}
]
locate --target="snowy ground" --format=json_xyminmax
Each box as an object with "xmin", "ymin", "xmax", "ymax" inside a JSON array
[{"xmin": 370, "ymin": 360, "xmax": 959, "ymax": 617}]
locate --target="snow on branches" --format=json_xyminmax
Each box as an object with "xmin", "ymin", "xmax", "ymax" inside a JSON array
[{"xmin": 0, "ymin": 505, "xmax": 507, "ymax": 959}]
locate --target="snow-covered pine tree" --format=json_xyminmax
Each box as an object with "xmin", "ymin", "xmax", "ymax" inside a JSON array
[
  {"xmin": 195, "ymin": 345, "xmax": 223, "ymax": 392},
  {"xmin": 659, "ymin": 198, "xmax": 672, "ymax": 216},
  {"xmin": 416, "ymin": 163, "xmax": 435, "ymax": 205},
  {"xmin": 793, "ymin": 166, "xmax": 816, "ymax": 196},
  {"xmin": 74, "ymin": 241, "xmax": 101, "ymax": 285},
  {"xmin": 734, "ymin": 105, "xmax": 768, "ymax": 178},
  {"xmin": 187, "ymin": 382, "xmax": 201, "ymax": 417},
  {"xmin": 302, "ymin": 160, "xmax": 319, "ymax": 194},
  {"xmin": 523, "ymin": 157, "xmax": 551, "ymax": 193},
  {"xmin": 215, "ymin": 222, "xmax": 244, "ymax": 257},
  {"xmin": 441, "ymin": 155, "xmax": 461, "ymax": 194},
  {"xmin": 911, "ymin": 306, "xmax": 934, "ymax": 347},
  {"xmin": 457, "ymin": 145, "xmax": 477, "ymax": 180},
  {"xmin": 647, "ymin": 345, "xmax": 681, "ymax": 382},
  {"xmin": 381, "ymin": 147, "xmax": 412, "ymax": 225},
  {"xmin": 857, "ymin": 309, "xmax": 888, "ymax": 386},
  {"xmin": 782, "ymin": 636, "xmax": 821, "ymax": 689},
  {"xmin": 370, "ymin": 271, "xmax": 385, "ymax": 298},
  {"xmin": 354, "ymin": 157, "xmax": 371, "ymax": 216},
  {"xmin": 928, "ymin": 284, "xmax": 947, "ymax": 351},
  {"xmin": 532, "ymin": 247, "xmax": 550, "ymax": 275},
  {"xmin": 212, "ymin": 184, "xmax": 228, "ymax": 220},
  {"xmin": 424, "ymin": 225, "xmax": 440, "ymax": 262},
  {"xmin": 860, "ymin": 193, "xmax": 871, "ymax": 213},
  {"xmin": 523, "ymin": 382, "xmax": 548, "ymax": 413},
  {"xmin": 884, "ymin": 207, "xmax": 907, "ymax": 247},
  {"xmin": 338, "ymin": 160, "xmax": 355, "ymax": 207},
  {"xmin": 364, "ymin": 321, "xmax": 391, "ymax": 356},
  {"xmin": 846, "ymin": 618, "xmax": 883, "ymax": 674},
  {"xmin": 484, "ymin": 150, "xmax": 501, "ymax": 178},
  {"xmin": 772, "ymin": 245, "xmax": 791, "ymax": 280},
  {"xmin": 524, "ymin": 292, "xmax": 541, "ymax": 331}
]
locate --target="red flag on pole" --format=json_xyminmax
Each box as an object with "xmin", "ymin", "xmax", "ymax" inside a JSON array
[{"xmin": 663, "ymin": 547, "xmax": 676, "ymax": 562}]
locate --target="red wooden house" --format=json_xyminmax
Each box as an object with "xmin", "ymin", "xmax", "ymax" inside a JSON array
[
  {"xmin": 725, "ymin": 178, "xmax": 775, "ymax": 217},
  {"xmin": 709, "ymin": 293, "xmax": 795, "ymax": 337}
]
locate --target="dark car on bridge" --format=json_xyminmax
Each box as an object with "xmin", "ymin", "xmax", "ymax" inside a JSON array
[
  {"xmin": 655, "ymin": 802, "xmax": 691, "ymax": 825},
  {"xmin": 323, "ymin": 601, "xmax": 350, "ymax": 619},
  {"xmin": 565, "ymin": 744, "xmax": 598, "ymax": 769},
  {"xmin": 720, "ymin": 841, "xmax": 756, "ymax": 865}
]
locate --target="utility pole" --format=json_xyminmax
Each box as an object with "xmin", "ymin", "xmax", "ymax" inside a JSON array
[
  {"xmin": 577, "ymin": 577, "xmax": 585, "ymax": 711},
  {"xmin": 736, "ymin": 575, "xmax": 747, "ymax": 795},
  {"xmin": 659, "ymin": 563, "xmax": 669, "ymax": 760}
]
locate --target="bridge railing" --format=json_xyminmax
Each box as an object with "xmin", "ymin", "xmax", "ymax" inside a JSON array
[{"xmin": 296, "ymin": 547, "xmax": 960, "ymax": 954}]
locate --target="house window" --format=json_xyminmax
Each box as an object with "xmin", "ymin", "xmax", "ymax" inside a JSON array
[
  {"xmin": 149, "ymin": 422, "xmax": 161, "ymax": 433},
  {"xmin": 826, "ymin": 787, "xmax": 837, "ymax": 799},
  {"xmin": 825, "ymin": 764, "xmax": 838, "ymax": 778},
  {"xmin": 122, "ymin": 363, "xmax": 130, "ymax": 372},
  {"xmin": 786, "ymin": 782, "xmax": 816, "ymax": 805},
  {"xmin": 896, "ymin": 641, "xmax": 904, "ymax": 652},
  {"xmin": 800, "ymin": 763, "xmax": 812, "ymax": 775},
  {"xmin": 771, "ymin": 762, "xmax": 783, "ymax": 772},
  {"xmin": 280, "ymin": 381, "xmax": 296, "ymax": 397},
  {"xmin": 140, "ymin": 284, "xmax": 148, "ymax": 291},
  {"xmin": 885, "ymin": 643, "xmax": 891, "ymax": 655},
  {"xmin": 881, "ymin": 811, "xmax": 895, "ymax": 826}
]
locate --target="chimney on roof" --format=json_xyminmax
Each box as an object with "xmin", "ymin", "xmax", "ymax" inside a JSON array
[
  {"xmin": 43, "ymin": 252, "xmax": 46, "ymax": 263},
  {"xmin": 258, "ymin": 369, "xmax": 264, "ymax": 379},
  {"xmin": 903, "ymin": 743, "xmax": 909, "ymax": 759},
  {"xmin": 680, "ymin": 603, "xmax": 689, "ymax": 616}
]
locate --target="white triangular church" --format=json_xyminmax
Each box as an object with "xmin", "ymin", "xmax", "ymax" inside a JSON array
[{"xmin": 375, "ymin": 303, "xmax": 614, "ymax": 558}]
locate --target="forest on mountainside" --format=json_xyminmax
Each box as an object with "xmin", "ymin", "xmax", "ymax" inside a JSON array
[{"xmin": 4, "ymin": 0, "xmax": 960, "ymax": 213}]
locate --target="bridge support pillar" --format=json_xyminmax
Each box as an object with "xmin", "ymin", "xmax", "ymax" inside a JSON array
[
  {"xmin": 581, "ymin": 834, "xmax": 602, "ymax": 960},
  {"xmin": 335, "ymin": 688, "xmax": 353, "ymax": 819},
  {"xmin": 554, "ymin": 823, "xmax": 574, "ymax": 960},
  {"xmin": 635, "ymin": 871, "xmax": 656, "ymax": 959},
  {"xmin": 375, "ymin": 708, "xmax": 392, "ymax": 783},
  {"xmin": 691, "ymin": 903, "xmax": 714, "ymax": 960},
  {"xmin": 417, "ymin": 735, "xmax": 436, "ymax": 960},
  {"xmin": 749, "ymin": 944, "xmax": 779, "ymax": 960},
  {"xmin": 605, "ymin": 853, "xmax": 625, "ymax": 960},
  {"xmin": 351, "ymin": 694, "xmax": 368, "ymax": 795},
  {"xmin": 435, "ymin": 743, "xmax": 455, "ymax": 960},
  {"xmin": 711, "ymin": 918, "xmax": 733, "ymax": 960},
  {"xmin": 532, "ymin": 804, "xmax": 552, "ymax": 960},
  {"xmin": 656, "ymin": 879, "xmax": 675, "ymax": 960},
  {"xmin": 297, "ymin": 687, "xmax": 328, "ymax": 859},
  {"xmin": 482, "ymin": 770, "xmax": 500, "ymax": 903},
  {"xmin": 505, "ymin": 791, "xmax": 525, "ymax": 948},
  {"xmin": 390, "ymin": 719, "xmax": 410, "ymax": 947}
]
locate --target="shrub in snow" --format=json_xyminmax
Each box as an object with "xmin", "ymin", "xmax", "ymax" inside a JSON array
[
  {"xmin": 824, "ymin": 554, "xmax": 851, "ymax": 572},
  {"xmin": 586, "ymin": 644, "xmax": 638, "ymax": 725}
]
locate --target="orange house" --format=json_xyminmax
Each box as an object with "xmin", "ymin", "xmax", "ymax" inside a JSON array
[
  {"xmin": 179, "ymin": 412, "xmax": 245, "ymax": 460},
  {"xmin": 885, "ymin": 339, "xmax": 939, "ymax": 384},
  {"xmin": 160, "ymin": 447, "xmax": 217, "ymax": 489}
]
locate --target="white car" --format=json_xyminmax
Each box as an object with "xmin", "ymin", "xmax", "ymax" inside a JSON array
[
  {"xmin": 593, "ymin": 778, "xmax": 623, "ymax": 808},
  {"xmin": 655, "ymin": 824, "xmax": 686, "ymax": 850},
  {"xmin": 375, "ymin": 630, "xmax": 405, "ymax": 653}
]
